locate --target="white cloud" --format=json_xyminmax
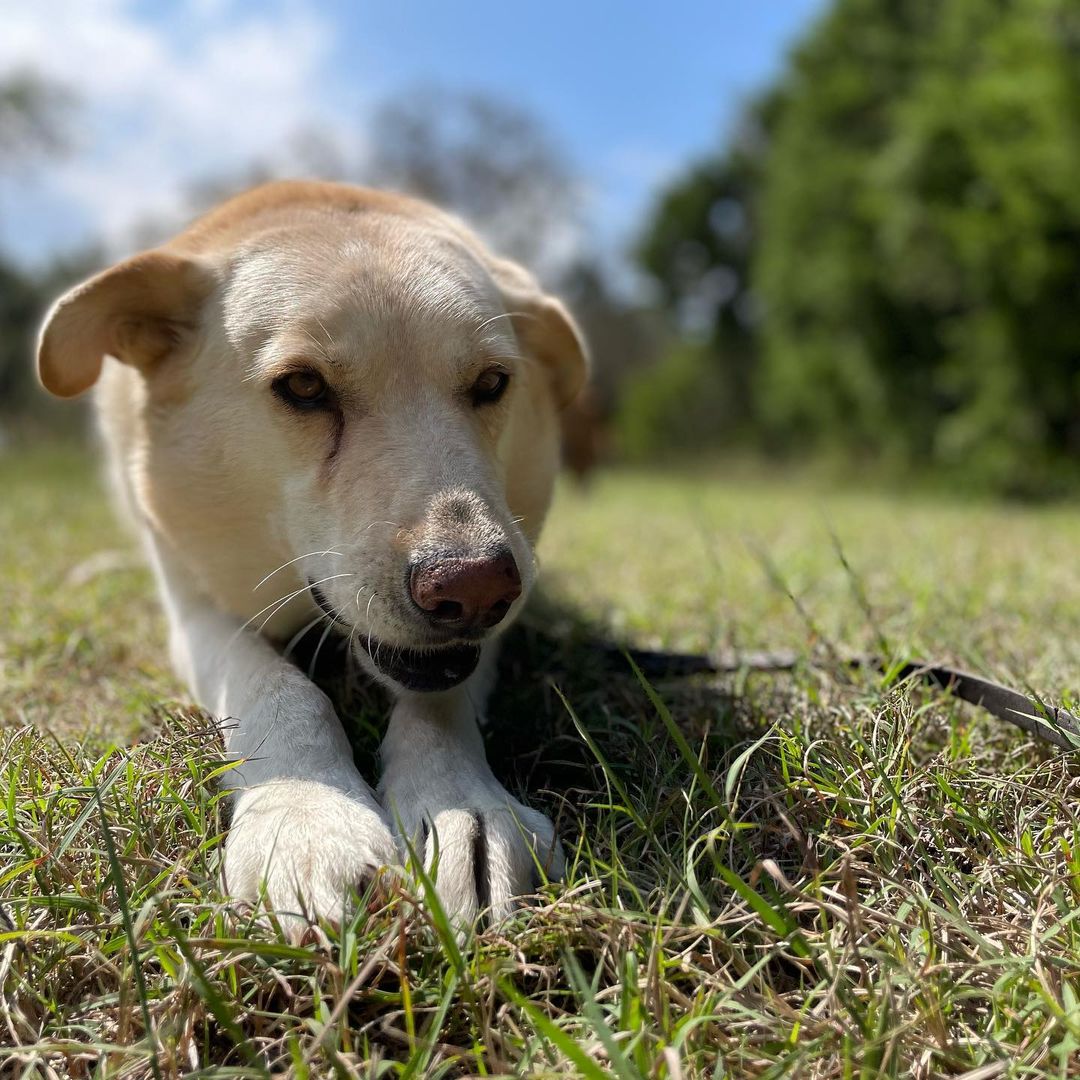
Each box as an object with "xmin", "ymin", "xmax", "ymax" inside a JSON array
[{"xmin": 0, "ymin": 0, "xmax": 359, "ymax": 262}]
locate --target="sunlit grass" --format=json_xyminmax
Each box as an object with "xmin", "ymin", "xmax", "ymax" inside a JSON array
[{"xmin": 3, "ymin": 446, "xmax": 1080, "ymax": 1076}]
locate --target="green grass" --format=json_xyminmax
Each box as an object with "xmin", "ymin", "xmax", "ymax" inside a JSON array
[{"xmin": 3, "ymin": 446, "xmax": 1080, "ymax": 1077}]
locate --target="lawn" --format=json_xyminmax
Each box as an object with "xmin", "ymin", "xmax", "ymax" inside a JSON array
[{"xmin": 3, "ymin": 445, "xmax": 1080, "ymax": 1077}]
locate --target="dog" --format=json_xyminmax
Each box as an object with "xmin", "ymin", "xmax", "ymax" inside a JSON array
[{"xmin": 37, "ymin": 180, "xmax": 588, "ymax": 933}]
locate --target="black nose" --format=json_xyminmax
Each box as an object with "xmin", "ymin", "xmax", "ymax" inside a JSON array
[{"xmin": 408, "ymin": 549, "xmax": 522, "ymax": 632}]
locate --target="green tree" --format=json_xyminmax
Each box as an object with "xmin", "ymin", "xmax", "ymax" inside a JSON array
[
  {"xmin": 636, "ymin": 96, "xmax": 779, "ymax": 446},
  {"xmin": 756, "ymin": 0, "xmax": 1080, "ymax": 491}
]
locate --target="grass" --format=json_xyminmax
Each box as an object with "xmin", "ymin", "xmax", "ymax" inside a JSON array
[{"xmin": 3, "ymin": 444, "xmax": 1080, "ymax": 1077}]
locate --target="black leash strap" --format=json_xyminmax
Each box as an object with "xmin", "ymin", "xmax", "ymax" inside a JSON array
[
  {"xmin": 889, "ymin": 660, "xmax": 1080, "ymax": 750},
  {"xmin": 602, "ymin": 646, "xmax": 1080, "ymax": 751}
]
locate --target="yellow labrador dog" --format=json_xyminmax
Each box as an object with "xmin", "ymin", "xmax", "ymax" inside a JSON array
[{"xmin": 37, "ymin": 181, "xmax": 587, "ymax": 931}]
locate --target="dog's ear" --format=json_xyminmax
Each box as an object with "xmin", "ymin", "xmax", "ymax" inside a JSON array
[
  {"xmin": 37, "ymin": 250, "xmax": 216, "ymax": 398},
  {"xmin": 487, "ymin": 257, "xmax": 589, "ymax": 408}
]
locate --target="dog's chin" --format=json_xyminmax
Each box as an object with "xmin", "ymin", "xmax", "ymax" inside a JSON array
[{"xmin": 356, "ymin": 636, "xmax": 481, "ymax": 692}]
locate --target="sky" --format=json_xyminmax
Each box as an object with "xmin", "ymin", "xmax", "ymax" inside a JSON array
[{"xmin": 0, "ymin": 0, "xmax": 825, "ymax": 271}]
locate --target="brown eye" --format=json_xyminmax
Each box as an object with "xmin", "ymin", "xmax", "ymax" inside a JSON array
[
  {"xmin": 275, "ymin": 369, "xmax": 329, "ymax": 408},
  {"xmin": 471, "ymin": 368, "xmax": 510, "ymax": 406}
]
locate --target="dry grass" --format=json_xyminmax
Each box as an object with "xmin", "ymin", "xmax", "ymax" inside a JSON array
[{"xmin": 3, "ymin": 447, "xmax": 1080, "ymax": 1077}]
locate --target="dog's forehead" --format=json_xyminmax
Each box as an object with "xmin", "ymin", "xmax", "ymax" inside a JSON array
[{"xmin": 221, "ymin": 216, "xmax": 516, "ymax": 372}]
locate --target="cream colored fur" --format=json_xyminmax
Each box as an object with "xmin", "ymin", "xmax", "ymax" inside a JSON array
[{"xmin": 37, "ymin": 181, "xmax": 587, "ymax": 936}]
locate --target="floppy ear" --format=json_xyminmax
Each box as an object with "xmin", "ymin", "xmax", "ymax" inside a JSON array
[
  {"xmin": 37, "ymin": 250, "xmax": 216, "ymax": 398},
  {"xmin": 487, "ymin": 257, "xmax": 589, "ymax": 408}
]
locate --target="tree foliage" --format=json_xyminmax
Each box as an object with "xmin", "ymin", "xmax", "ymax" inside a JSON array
[
  {"xmin": 0, "ymin": 74, "xmax": 79, "ymax": 434},
  {"xmin": 637, "ymin": 96, "xmax": 779, "ymax": 439},
  {"xmin": 0, "ymin": 70, "xmax": 70, "ymax": 164},
  {"xmin": 758, "ymin": 0, "xmax": 1080, "ymax": 490},
  {"xmin": 640, "ymin": 0, "xmax": 1080, "ymax": 492}
]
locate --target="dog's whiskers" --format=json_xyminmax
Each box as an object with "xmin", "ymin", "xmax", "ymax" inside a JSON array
[
  {"xmin": 365, "ymin": 591, "xmax": 380, "ymax": 659},
  {"xmin": 313, "ymin": 314, "xmax": 336, "ymax": 350},
  {"xmin": 307, "ymin": 616, "xmax": 340, "ymax": 678},
  {"xmin": 254, "ymin": 550, "xmax": 345, "ymax": 592},
  {"xmin": 281, "ymin": 611, "xmax": 333, "ymax": 662},
  {"xmin": 232, "ymin": 573, "xmax": 354, "ymax": 645},
  {"xmin": 344, "ymin": 615, "xmax": 361, "ymax": 661},
  {"xmin": 298, "ymin": 325, "xmax": 333, "ymax": 363},
  {"xmin": 472, "ymin": 311, "xmax": 533, "ymax": 336}
]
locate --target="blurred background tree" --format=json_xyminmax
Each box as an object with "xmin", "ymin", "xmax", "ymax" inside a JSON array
[
  {"xmin": 367, "ymin": 88, "xmax": 579, "ymax": 278},
  {"xmin": 0, "ymin": 71, "xmax": 70, "ymax": 160},
  {"xmin": 628, "ymin": 93, "xmax": 780, "ymax": 459},
  {"xmin": 0, "ymin": 73, "xmax": 90, "ymax": 438},
  {"xmin": 635, "ymin": 0, "xmax": 1080, "ymax": 493},
  {"xmin": 756, "ymin": 0, "xmax": 1080, "ymax": 494}
]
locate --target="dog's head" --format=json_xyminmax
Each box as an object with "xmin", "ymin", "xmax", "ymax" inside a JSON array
[{"xmin": 37, "ymin": 182, "xmax": 587, "ymax": 692}]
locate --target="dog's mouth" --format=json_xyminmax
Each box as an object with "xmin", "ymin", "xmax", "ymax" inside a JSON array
[
  {"xmin": 357, "ymin": 636, "xmax": 481, "ymax": 692},
  {"xmin": 309, "ymin": 580, "xmax": 481, "ymax": 691}
]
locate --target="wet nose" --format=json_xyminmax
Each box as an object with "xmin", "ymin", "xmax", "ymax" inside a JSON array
[{"xmin": 409, "ymin": 549, "xmax": 522, "ymax": 632}]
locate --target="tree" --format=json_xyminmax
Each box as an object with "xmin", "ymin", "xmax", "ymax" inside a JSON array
[
  {"xmin": 756, "ymin": 0, "xmax": 1080, "ymax": 490},
  {"xmin": 366, "ymin": 87, "xmax": 581, "ymax": 280},
  {"xmin": 634, "ymin": 0, "xmax": 1080, "ymax": 491},
  {"xmin": 636, "ymin": 95, "xmax": 780, "ymax": 443},
  {"xmin": 0, "ymin": 71, "xmax": 70, "ymax": 165},
  {"xmin": 0, "ymin": 73, "xmax": 77, "ymax": 433}
]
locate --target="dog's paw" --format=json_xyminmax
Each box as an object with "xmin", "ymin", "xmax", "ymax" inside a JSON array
[
  {"xmin": 379, "ymin": 771, "xmax": 565, "ymax": 926},
  {"xmin": 223, "ymin": 779, "xmax": 398, "ymax": 938}
]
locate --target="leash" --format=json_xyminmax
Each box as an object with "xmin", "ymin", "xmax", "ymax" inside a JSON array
[{"xmin": 600, "ymin": 645, "xmax": 1080, "ymax": 751}]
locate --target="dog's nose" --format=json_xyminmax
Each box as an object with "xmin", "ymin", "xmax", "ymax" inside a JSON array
[{"xmin": 409, "ymin": 549, "xmax": 522, "ymax": 632}]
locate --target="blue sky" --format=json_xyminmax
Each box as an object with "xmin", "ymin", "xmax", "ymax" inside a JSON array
[{"xmin": 0, "ymin": 0, "xmax": 825, "ymax": 268}]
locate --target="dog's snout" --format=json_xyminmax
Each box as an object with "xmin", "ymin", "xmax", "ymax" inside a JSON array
[{"xmin": 409, "ymin": 549, "xmax": 522, "ymax": 632}]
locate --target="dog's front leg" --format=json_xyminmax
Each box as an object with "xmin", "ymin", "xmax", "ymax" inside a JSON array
[
  {"xmin": 377, "ymin": 670, "xmax": 564, "ymax": 926},
  {"xmin": 158, "ymin": 555, "xmax": 397, "ymax": 933}
]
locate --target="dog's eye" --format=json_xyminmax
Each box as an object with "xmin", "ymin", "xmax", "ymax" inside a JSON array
[
  {"xmin": 274, "ymin": 369, "xmax": 329, "ymax": 408},
  {"xmin": 470, "ymin": 368, "xmax": 510, "ymax": 406}
]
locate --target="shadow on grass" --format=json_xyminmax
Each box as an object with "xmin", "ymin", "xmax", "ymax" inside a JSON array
[{"xmin": 294, "ymin": 589, "xmax": 796, "ymax": 844}]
